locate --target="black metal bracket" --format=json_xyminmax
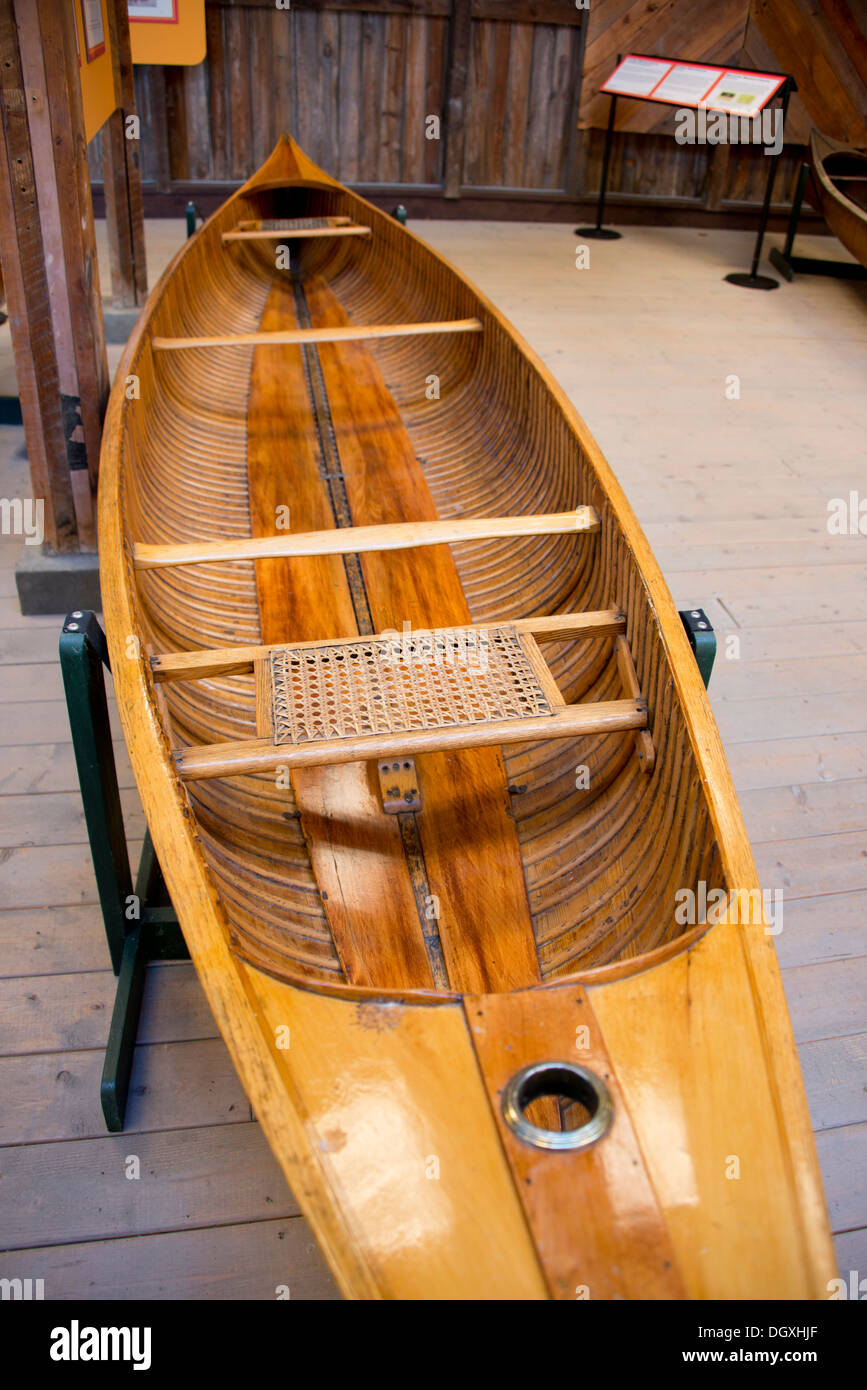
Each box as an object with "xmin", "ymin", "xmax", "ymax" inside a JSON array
[
  {"xmin": 59, "ymin": 610, "xmax": 188, "ymax": 1133},
  {"xmin": 679, "ymin": 608, "xmax": 716, "ymax": 689}
]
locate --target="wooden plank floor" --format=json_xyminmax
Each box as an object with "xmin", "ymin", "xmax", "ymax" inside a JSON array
[{"xmin": 0, "ymin": 219, "xmax": 864, "ymax": 1298}]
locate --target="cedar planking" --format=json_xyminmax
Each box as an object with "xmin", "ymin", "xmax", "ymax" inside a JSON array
[{"xmin": 98, "ymin": 136, "xmax": 836, "ymax": 1300}]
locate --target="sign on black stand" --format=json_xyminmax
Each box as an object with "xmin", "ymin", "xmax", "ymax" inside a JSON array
[{"xmin": 578, "ymin": 51, "xmax": 793, "ymax": 290}]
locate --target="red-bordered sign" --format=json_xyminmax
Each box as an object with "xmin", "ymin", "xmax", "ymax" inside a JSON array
[
  {"xmin": 600, "ymin": 54, "xmax": 787, "ymax": 121},
  {"xmin": 78, "ymin": 0, "xmax": 106, "ymax": 63},
  {"xmin": 129, "ymin": 0, "xmax": 204, "ymax": 65},
  {"xmin": 127, "ymin": 0, "xmax": 179, "ymax": 24}
]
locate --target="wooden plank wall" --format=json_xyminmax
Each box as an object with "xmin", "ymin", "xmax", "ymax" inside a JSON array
[{"xmin": 87, "ymin": 0, "xmax": 867, "ymax": 217}]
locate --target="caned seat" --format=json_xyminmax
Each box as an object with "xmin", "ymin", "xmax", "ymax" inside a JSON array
[{"xmin": 151, "ymin": 611, "xmax": 654, "ymax": 782}]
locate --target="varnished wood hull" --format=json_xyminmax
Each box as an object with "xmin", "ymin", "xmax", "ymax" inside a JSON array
[
  {"xmin": 810, "ymin": 128, "xmax": 867, "ymax": 268},
  {"xmin": 99, "ymin": 139, "xmax": 835, "ymax": 1299}
]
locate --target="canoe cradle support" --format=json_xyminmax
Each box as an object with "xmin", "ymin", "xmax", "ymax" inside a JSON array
[
  {"xmin": 59, "ymin": 607, "xmax": 715, "ymax": 1133},
  {"xmin": 59, "ymin": 611, "xmax": 189, "ymax": 1133},
  {"xmin": 769, "ymin": 161, "xmax": 867, "ymax": 283}
]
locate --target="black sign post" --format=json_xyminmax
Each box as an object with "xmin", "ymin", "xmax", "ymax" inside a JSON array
[
  {"xmin": 724, "ymin": 77, "xmax": 794, "ymax": 291},
  {"xmin": 576, "ymin": 53, "xmax": 623, "ymax": 241}
]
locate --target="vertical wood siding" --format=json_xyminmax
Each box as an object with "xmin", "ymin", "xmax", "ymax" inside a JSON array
[{"xmin": 86, "ymin": 0, "xmax": 853, "ymax": 214}]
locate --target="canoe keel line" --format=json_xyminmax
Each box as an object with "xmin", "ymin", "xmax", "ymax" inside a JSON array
[
  {"xmin": 99, "ymin": 137, "xmax": 836, "ymax": 1298},
  {"xmin": 285, "ymin": 263, "xmax": 449, "ymax": 990}
]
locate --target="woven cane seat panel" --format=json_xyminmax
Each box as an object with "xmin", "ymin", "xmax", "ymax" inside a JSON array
[
  {"xmin": 269, "ymin": 626, "xmax": 553, "ymax": 746},
  {"xmin": 255, "ymin": 217, "xmax": 347, "ymax": 230}
]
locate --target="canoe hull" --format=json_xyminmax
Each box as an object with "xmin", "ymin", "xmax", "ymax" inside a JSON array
[
  {"xmin": 98, "ymin": 139, "xmax": 836, "ymax": 1299},
  {"xmin": 810, "ymin": 128, "xmax": 867, "ymax": 268}
]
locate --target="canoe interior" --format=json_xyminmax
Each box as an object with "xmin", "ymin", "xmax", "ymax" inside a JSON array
[
  {"xmin": 825, "ymin": 152, "xmax": 867, "ymax": 214},
  {"xmin": 117, "ymin": 141, "xmax": 726, "ymax": 996}
]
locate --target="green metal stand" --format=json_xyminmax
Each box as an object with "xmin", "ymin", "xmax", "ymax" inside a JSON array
[
  {"xmin": 59, "ymin": 611, "xmax": 188, "ymax": 1133},
  {"xmin": 679, "ymin": 608, "xmax": 716, "ymax": 688}
]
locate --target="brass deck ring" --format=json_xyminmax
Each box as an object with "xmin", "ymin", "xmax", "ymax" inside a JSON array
[{"xmin": 502, "ymin": 1061, "xmax": 614, "ymax": 1152}]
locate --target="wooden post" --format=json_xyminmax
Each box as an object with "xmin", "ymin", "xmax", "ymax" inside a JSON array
[
  {"xmin": 0, "ymin": 0, "xmax": 109, "ymax": 588},
  {"xmin": 0, "ymin": 0, "xmax": 77, "ymax": 551},
  {"xmin": 443, "ymin": 0, "xmax": 471, "ymax": 199},
  {"xmin": 101, "ymin": 0, "xmax": 147, "ymax": 308}
]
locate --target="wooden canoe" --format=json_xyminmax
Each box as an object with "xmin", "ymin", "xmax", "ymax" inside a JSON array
[
  {"xmin": 810, "ymin": 128, "xmax": 867, "ymax": 269},
  {"xmin": 99, "ymin": 137, "xmax": 835, "ymax": 1300}
]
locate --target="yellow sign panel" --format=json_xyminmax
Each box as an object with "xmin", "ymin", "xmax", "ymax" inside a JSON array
[
  {"xmin": 74, "ymin": 0, "xmax": 116, "ymax": 142},
  {"xmin": 129, "ymin": 0, "xmax": 206, "ymax": 66}
]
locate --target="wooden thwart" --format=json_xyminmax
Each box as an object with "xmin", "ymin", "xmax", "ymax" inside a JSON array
[
  {"xmin": 151, "ymin": 317, "xmax": 483, "ymax": 352},
  {"xmin": 222, "ymin": 225, "xmax": 371, "ymax": 243},
  {"xmin": 175, "ymin": 699, "xmax": 647, "ymax": 782},
  {"xmin": 151, "ymin": 608, "xmax": 626, "ymax": 682},
  {"xmin": 134, "ymin": 508, "xmax": 600, "ymax": 571}
]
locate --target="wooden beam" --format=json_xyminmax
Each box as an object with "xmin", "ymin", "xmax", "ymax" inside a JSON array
[
  {"xmin": 33, "ymin": 0, "xmax": 109, "ymax": 526},
  {"xmin": 0, "ymin": 0, "xmax": 77, "ymax": 550},
  {"xmin": 174, "ymin": 699, "xmax": 647, "ymax": 781},
  {"xmin": 222, "ymin": 225, "xmax": 372, "ymax": 242},
  {"xmin": 443, "ymin": 0, "xmax": 472, "ymax": 198},
  {"xmin": 144, "ymin": 65, "xmax": 171, "ymax": 193},
  {"xmin": 101, "ymin": 0, "xmax": 147, "ymax": 308},
  {"xmin": 0, "ymin": 0, "xmax": 110, "ymax": 551},
  {"xmin": 214, "ymin": 0, "xmax": 585, "ymax": 20},
  {"xmin": 150, "ymin": 608, "xmax": 626, "ymax": 683},
  {"xmin": 134, "ymin": 507, "xmax": 600, "ymax": 570},
  {"xmin": 152, "ymin": 317, "xmax": 483, "ymax": 351}
]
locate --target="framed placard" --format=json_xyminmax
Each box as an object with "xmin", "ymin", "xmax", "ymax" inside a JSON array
[
  {"xmin": 600, "ymin": 54, "xmax": 786, "ymax": 121},
  {"xmin": 79, "ymin": 0, "xmax": 106, "ymax": 63},
  {"xmin": 128, "ymin": 0, "xmax": 205, "ymax": 65},
  {"xmin": 73, "ymin": 0, "xmax": 115, "ymax": 141},
  {"xmin": 128, "ymin": 0, "xmax": 178, "ymax": 22}
]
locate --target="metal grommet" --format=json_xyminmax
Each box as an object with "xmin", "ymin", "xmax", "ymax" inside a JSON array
[{"xmin": 502, "ymin": 1061, "xmax": 613, "ymax": 1152}]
